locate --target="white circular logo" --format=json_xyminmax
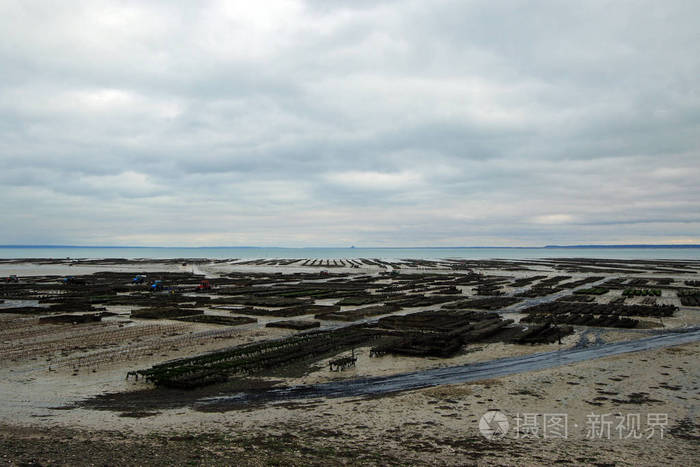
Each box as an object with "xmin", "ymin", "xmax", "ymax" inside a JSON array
[{"xmin": 479, "ymin": 410, "xmax": 509, "ymax": 440}]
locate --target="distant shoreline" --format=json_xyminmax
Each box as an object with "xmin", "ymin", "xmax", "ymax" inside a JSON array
[{"xmin": 1, "ymin": 244, "xmax": 699, "ymax": 249}]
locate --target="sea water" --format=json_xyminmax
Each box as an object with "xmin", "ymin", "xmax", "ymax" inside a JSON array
[{"xmin": 0, "ymin": 246, "xmax": 699, "ymax": 260}]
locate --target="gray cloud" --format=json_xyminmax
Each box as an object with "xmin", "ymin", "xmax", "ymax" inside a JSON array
[{"xmin": 0, "ymin": 0, "xmax": 698, "ymax": 246}]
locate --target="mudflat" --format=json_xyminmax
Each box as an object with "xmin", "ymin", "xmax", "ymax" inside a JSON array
[{"xmin": 1, "ymin": 257, "xmax": 698, "ymax": 465}]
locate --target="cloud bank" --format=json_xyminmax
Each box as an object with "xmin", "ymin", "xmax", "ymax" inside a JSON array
[{"xmin": 1, "ymin": 0, "xmax": 698, "ymax": 246}]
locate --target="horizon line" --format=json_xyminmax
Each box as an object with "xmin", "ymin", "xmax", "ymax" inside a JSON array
[{"xmin": 1, "ymin": 244, "xmax": 699, "ymax": 249}]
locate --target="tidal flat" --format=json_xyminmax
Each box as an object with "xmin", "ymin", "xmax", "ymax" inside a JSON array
[{"xmin": 1, "ymin": 257, "xmax": 698, "ymax": 465}]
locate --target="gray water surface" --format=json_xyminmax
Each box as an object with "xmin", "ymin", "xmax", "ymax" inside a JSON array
[{"xmin": 2, "ymin": 246, "xmax": 700, "ymax": 260}]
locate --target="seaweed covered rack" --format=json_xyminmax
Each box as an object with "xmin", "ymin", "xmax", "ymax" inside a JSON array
[{"xmin": 130, "ymin": 325, "xmax": 377, "ymax": 389}]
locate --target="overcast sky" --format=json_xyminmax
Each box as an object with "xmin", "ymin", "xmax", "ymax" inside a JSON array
[{"xmin": 1, "ymin": 1, "xmax": 698, "ymax": 247}]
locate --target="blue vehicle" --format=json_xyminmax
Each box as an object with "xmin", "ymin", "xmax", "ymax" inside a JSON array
[
  {"xmin": 132, "ymin": 275, "xmax": 146, "ymax": 284},
  {"xmin": 63, "ymin": 276, "xmax": 86, "ymax": 285},
  {"xmin": 150, "ymin": 280, "xmax": 164, "ymax": 292}
]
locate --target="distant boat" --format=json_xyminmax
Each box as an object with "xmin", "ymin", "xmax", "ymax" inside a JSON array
[{"xmin": 350, "ymin": 246, "xmax": 355, "ymax": 249}]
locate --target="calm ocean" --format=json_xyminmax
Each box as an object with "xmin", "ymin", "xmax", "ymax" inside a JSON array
[{"xmin": 0, "ymin": 246, "xmax": 699, "ymax": 261}]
